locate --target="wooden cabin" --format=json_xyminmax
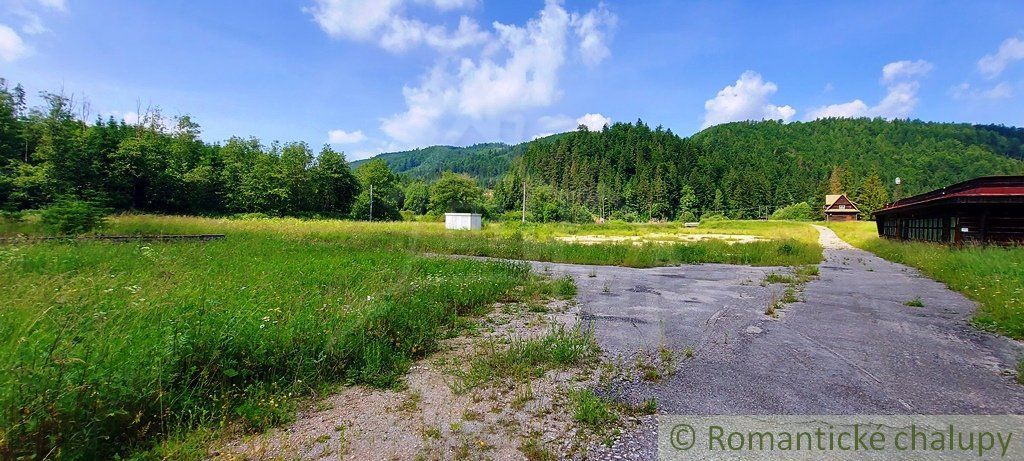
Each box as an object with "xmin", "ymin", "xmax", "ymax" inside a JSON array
[
  {"xmin": 823, "ymin": 194, "xmax": 860, "ymax": 221},
  {"xmin": 873, "ymin": 176, "xmax": 1024, "ymax": 244}
]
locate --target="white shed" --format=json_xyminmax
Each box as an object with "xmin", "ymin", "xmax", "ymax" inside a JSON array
[{"xmin": 445, "ymin": 213, "xmax": 482, "ymax": 230}]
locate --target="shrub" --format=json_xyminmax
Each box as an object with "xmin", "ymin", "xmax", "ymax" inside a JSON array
[
  {"xmin": 39, "ymin": 199, "xmax": 107, "ymax": 235},
  {"xmin": 699, "ymin": 213, "xmax": 727, "ymax": 223},
  {"xmin": 770, "ymin": 202, "xmax": 816, "ymax": 221},
  {"xmin": 0, "ymin": 209, "xmax": 24, "ymax": 223},
  {"xmin": 572, "ymin": 389, "xmax": 616, "ymax": 428}
]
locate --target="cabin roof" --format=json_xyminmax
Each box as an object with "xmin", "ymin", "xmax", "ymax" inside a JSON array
[
  {"xmin": 823, "ymin": 194, "xmax": 860, "ymax": 213},
  {"xmin": 875, "ymin": 175, "xmax": 1024, "ymax": 217}
]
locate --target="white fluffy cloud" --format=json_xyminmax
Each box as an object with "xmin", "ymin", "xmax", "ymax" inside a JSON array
[
  {"xmin": 701, "ymin": 71, "xmax": 795, "ymax": 129},
  {"xmin": 531, "ymin": 112, "xmax": 610, "ymax": 138},
  {"xmin": 807, "ymin": 60, "xmax": 931, "ymax": 120},
  {"xmin": 881, "ymin": 59, "xmax": 933, "ymax": 83},
  {"xmin": 951, "ymin": 82, "xmax": 1014, "ymax": 101},
  {"xmin": 576, "ymin": 112, "xmax": 611, "ymax": 131},
  {"xmin": 978, "ymin": 37, "xmax": 1024, "ymax": 78},
  {"xmin": 377, "ymin": 0, "xmax": 615, "ymax": 147},
  {"xmin": 0, "ymin": 25, "xmax": 28, "ymax": 61},
  {"xmin": 35, "ymin": 0, "xmax": 67, "ymax": 11},
  {"xmin": 571, "ymin": 3, "xmax": 616, "ymax": 66},
  {"xmin": 328, "ymin": 129, "xmax": 367, "ymax": 144},
  {"xmin": 6, "ymin": 0, "xmax": 67, "ymax": 36},
  {"xmin": 306, "ymin": 0, "xmax": 486, "ymax": 52},
  {"xmin": 415, "ymin": 0, "xmax": 476, "ymax": 10}
]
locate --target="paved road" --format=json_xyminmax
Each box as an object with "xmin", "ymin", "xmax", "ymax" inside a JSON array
[{"xmin": 531, "ymin": 226, "xmax": 1024, "ymax": 459}]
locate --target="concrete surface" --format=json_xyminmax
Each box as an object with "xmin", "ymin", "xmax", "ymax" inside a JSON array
[{"xmin": 531, "ymin": 225, "xmax": 1024, "ymax": 459}]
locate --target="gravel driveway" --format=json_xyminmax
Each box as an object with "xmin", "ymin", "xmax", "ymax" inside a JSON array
[{"xmin": 532, "ymin": 225, "xmax": 1024, "ymax": 459}]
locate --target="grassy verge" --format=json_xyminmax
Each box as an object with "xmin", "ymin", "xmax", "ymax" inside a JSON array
[
  {"xmin": 826, "ymin": 221, "xmax": 1024, "ymax": 339},
  {"xmin": 0, "ymin": 231, "xmax": 538, "ymax": 459}
]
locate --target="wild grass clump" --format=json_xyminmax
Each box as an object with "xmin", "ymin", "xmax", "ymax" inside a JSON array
[
  {"xmin": 453, "ymin": 325, "xmax": 598, "ymax": 393},
  {"xmin": 764, "ymin": 273, "xmax": 797, "ymax": 284},
  {"xmin": 553, "ymin": 275, "xmax": 577, "ymax": 299},
  {"xmin": 904, "ymin": 297, "xmax": 925, "ymax": 308},
  {"xmin": 827, "ymin": 221, "xmax": 1024, "ymax": 339},
  {"xmin": 571, "ymin": 389, "xmax": 617, "ymax": 428},
  {"xmin": 0, "ymin": 232, "xmax": 532, "ymax": 459}
]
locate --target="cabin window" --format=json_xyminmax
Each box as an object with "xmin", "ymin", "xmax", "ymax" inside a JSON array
[{"xmin": 838, "ymin": 205, "xmax": 846, "ymax": 210}]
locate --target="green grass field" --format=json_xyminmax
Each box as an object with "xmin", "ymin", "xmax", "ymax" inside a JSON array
[
  {"xmin": 2, "ymin": 214, "xmax": 823, "ymax": 268},
  {"xmin": 826, "ymin": 221, "xmax": 1024, "ymax": 339},
  {"xmin": 0, "ymin": 215, "xmax": 820, "ymax": 459}
]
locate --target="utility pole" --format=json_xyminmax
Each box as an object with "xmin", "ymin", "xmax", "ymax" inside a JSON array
[
  {"xmin": 369, "ymin": 184, "xmax": 373, "ymax": 222},
  {"xmin": 521, "ymin": 180, "xmax": 526, "ymax": 223}
]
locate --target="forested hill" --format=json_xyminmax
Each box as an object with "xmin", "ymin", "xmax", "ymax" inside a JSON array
[
  {"xmin": 353, "ymin": 134, "xmax": 563, "ymax": 187},
  {"xmin": 488, "ymin": 118, "xmax": 1024, "ymax": 221}
]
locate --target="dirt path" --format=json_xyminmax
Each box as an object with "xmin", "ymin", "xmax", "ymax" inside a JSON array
[{"xmin": 536, "ymin": 225, "xmax": 1024, "ymax": 459}]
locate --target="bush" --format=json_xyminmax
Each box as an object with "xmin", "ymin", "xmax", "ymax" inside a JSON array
[
  {"xmin": 39, "ymin": 200, "xmax": 107, "ymax": 235},
  {"xmin": 0, "ymin": 209, "xmax": 24, "ymax": 223},
  {"xmin": 770, "ymin": 202, "xmax": 816, "ymax": 221},
  {"xmin": 677, "ymin": 210, "xmax": 697, "ymax": 223},
  {"xmin": 699, "ymin": 213, "xmax": 727, "ymax": 223}
]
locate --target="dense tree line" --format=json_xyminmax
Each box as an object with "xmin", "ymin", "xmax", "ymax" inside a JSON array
[
  {"xmin": 5, "ymin": 77, "xmax": 1023, "ymax": 223},
  {"xmin": 0, "ymin": 79, "xmax": 361, "ymax": 217},
  {"xmin": 490, "ymin": 119, "xmax": 1024, "ymax": 221}
]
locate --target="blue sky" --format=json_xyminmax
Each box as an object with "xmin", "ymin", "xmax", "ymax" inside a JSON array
[{"xmin": 2, "ymin": 0, "xmax": 1023, "ymax": 160}]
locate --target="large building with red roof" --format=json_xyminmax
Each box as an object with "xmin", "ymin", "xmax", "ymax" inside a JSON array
[{"xmin": 873, "ymin": 176, "xmax": 1024, "ymax": 244}]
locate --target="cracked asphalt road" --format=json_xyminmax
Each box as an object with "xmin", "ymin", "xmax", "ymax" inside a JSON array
[{"xmin": 530, "ymin": 226, "xmax": 1024, "ymax": 459}]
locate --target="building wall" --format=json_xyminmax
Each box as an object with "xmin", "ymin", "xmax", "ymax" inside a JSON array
[
  {"xmin": 825, "ymin": 213, "xmax": 857, "ymax": 222},
  {"xmin": 876, "ymin": 204, "xmax": 1024, "ymax": 244},
  {"xmin": 445, "ymin": 213, "xmax": 482, "ymax": 230}
]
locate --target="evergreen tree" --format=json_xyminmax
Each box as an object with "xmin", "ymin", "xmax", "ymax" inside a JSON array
[{"xmin": 856, "ymin": 170, "xmax": 890, "ymax": 219}]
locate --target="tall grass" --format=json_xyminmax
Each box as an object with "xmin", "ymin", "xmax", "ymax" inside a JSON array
[
  {"xmin": 0, "ymin": 234, "xmax": 532, "ymax": 459},
  {"xmin": 0, "ymin": 215, "xmax": 823, "ymax": 458},
  {"xmin": 1, "ymin": 215, "xmax": 822, "ymax": 267},
  {"xmin": 827, "ymin": 221, "xmax": 1024, "ymax": 339}
]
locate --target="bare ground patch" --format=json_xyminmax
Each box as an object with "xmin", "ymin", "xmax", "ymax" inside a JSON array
[
  {"xmin": 212, "ymin": 293, "xmax": 640, "ymax": 460},
  {"xmin": 555, "ymin": 233, "xmax": 764, "ymax": 246}
]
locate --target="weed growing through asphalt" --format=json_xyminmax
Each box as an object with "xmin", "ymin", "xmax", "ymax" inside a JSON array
[
  {"xmin": 905, "ymin": 297, "xmax": 925, "ymax": 307},
  {"xmin": 764, "ymin": 264, "xmax": 818, "ymax": 315},
  {"xmin": 782, "ymin": 287, "xmax": 800, "ymax": 304},
  {"xmin": 766, "ymin": 289, "xmax": 780, "ymax": 318},
  {"xmin": 764, "ymin": 273, "xmax": 797, "ymax": 284},
  {"xmin": 635, "ymin": 345, "xmax": 677, "ymax": 382},
  {"xmin": 1017, "ymin": 358, "xmax": 1024, "ymax": 385}
]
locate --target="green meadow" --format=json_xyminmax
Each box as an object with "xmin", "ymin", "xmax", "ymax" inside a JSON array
[
  {"xmin": 826, "ymin": 221, "xmax": 1024, "ymax": 339},
  {"xmin": 0, "ymin": 215, "xmax": 820, "ymax": 459}
]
